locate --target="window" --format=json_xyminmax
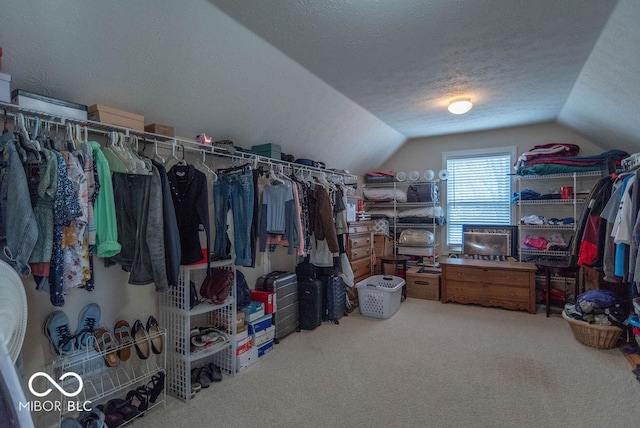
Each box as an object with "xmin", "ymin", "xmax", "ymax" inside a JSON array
[{"xmin": 443, "ymin": 147, "xmax": 515, "ymax": 251}]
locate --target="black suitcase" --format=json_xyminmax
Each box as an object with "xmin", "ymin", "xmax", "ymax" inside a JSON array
[
  {"xmin": 256, "ymin": 271, "xmax": 299, "ymax": 342},
  {"xmin": 322, "ymin": 275, "xmax": 346, "ymax": 324},
  {"xmin": 298, "ymin": 278, "xmax": 323, "ymax": 330}
]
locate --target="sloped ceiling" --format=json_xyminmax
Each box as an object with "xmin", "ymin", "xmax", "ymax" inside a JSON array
[{"xmin": 1, "ymin": 0, "xmax": 638, "ymax": 176}]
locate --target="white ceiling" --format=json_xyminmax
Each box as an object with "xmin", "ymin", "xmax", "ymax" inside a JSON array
[
  {"xmin": 210, "ymin": 0, "xmax": 629, "ymax": 140},
  {"xmin": 1, "ymin": 0, "xmax": 638, "ymax": 175}
]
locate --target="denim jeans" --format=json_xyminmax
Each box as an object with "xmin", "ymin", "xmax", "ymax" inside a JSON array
[{"xmin": 213, "ymin": 168, "xmax": 254, "ymax": 266}]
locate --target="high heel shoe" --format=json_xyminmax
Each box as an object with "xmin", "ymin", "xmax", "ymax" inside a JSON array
[
  {"xmin": 126, "ymin": 389, "xmax": 148, "ymax": 416},
  {"xmin": 139, "ymin": 371, "xmax": 165, "ymax": 404}
]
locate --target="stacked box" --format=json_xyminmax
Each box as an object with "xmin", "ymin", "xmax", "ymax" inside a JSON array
[
  {"xmin": 250, "ymin": 291, "xmax": 276, "ymax": 314},
  {"xmin": 241, "ymin": 301, "xmax": 265, "ymax": 322},
  {"xmin": 251, "ymin": 143, "xmax": 281, "ymax": 159}
]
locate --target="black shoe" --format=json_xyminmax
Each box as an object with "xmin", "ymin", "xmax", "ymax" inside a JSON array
[
  {"xmin": 196, "ymin": 366, "xmax": 211, "ymax": 389},
  {"xmin": 207, "ymin": 363, "xmax": 223, "ymax": 382},
  {"xmin": 191, "ymin": 368, "xmax": 202, "ymax": 393}
]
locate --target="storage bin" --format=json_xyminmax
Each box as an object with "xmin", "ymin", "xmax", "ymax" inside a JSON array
[
  {"xmin": 236, "ymin": 346, "xmax": 258, "ymax": 372},
  {"xmin": 0, "ymin": 72, "xmax": 11, "ymax": 103},
  {"xmin": 356, "ymin": 275, "xmax": 405, "ymax": 319},
  {"xmin": 251, "ymin": 143, "xmax": 281, "ymax": 159},
  {"xmin": 12, "ymin": 89, "xmax": 88, "ymax": 120},
  {"xmin": 88, "ymin": 104, "xmax": 145, "ymax": 131}
]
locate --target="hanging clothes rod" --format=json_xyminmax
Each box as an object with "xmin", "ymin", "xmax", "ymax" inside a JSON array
[{"xmin": 0, "ymin": 101, "xmax": 357, "ymax": 181}]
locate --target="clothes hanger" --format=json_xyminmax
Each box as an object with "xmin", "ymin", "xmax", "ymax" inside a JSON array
[
  {"xmin": 100, "ymin": 130, "xmax": 129, "ymax": 173},
  {"xmin": 269, "ymin": 164, "xmax": 285, "ymax": 184},
  {"xmin": 200, "ymin": 150, "xmax": 218, "ymax": 182},
  {"xmin": 152, "ymin": 139, "xmax": 167, "ymax": 165}
]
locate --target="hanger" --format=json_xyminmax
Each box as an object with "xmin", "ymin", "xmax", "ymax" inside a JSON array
[
  {"xmin": 269, "ymin": 164, "xmax": 285, "ymax": 184},
  {"xmin": 177, "ymin": 143, "xmax": 187, "ymax": 166},
  {"xmin": 2, "ymin": 109, "xmax": 8, "ymax": 134},
  {"xmin": 101, "ymin": 130, "xmax": 129, "ymax": 173},
  {"xmin": 200, "ymin": 150, "xmax": 218, "ymax": 182},
  {"xmin": 153, "ymin": 139, "xmax": 167, "ymax": 165}
]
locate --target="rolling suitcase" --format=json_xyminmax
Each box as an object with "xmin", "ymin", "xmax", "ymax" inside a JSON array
[
  {"xmin": 322, "ymin": 275, "xmax": 346, "ymax": 324},
  {"xmin": 256, "ymin": 271, "xmax": 299, "ymax": 343},
  {"xmin": 298, "ymin": 278, "xmax": 323, "ymax": 330}
]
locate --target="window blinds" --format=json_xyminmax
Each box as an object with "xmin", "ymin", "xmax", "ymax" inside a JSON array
[{"xmin": 446, "ymin": 154, "xmax": 512, "ymax": 249}]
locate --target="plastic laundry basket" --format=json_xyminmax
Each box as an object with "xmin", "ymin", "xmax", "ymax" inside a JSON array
[{"xmin": 356, "ymin": 275, "xmax": 405, "ymax": 319}]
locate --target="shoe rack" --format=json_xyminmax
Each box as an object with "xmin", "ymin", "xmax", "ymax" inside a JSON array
[
  {"xmin": 48, "ymin": 328, "xmax": 166, "ymax": 426},
  {"xmin": 159, "ymin": 259, "xmax": 237, "ymax": 401}
]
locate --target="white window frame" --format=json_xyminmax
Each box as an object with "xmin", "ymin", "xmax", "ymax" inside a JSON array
[{"xmin": 442, "ymin": 146, "xmax": 516, "ymax": 252}]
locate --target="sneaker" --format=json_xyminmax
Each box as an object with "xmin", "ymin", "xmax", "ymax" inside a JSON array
[
  {"xmin": 190, "ymin": 368, "xmax": 202, "ymax": 393},
  {"xmin": 44, "ymin": 311, "xmax": 75, "ymax": 355},
  {"xmin": 76, "ymin": 303, "xmax": 101, "ymax": 349}
]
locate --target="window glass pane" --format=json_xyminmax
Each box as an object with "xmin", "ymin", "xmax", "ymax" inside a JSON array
[{"xmin": 446, "ymin": 153, "xmax": 512, "ymax": 248}]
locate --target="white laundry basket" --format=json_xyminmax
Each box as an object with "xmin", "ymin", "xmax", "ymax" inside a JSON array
[{"xmin": 356, "ymin": 275, "xmax": 405, "ymax": 319}]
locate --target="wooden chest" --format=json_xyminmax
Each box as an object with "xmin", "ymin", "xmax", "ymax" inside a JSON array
[{"xmin": 440, "ymin": 258, "xmax": 537, "ymax": 314}]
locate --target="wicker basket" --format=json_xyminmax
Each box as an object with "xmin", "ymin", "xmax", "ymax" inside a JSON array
[{"xmin": 562, "ymin": 311, "xmax": 623, "ymax": 349}]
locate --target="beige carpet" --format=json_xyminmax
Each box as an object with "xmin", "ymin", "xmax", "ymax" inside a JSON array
[{"xmin": 135, "ymin": 299, "xmax": 640, "ymax": 428}]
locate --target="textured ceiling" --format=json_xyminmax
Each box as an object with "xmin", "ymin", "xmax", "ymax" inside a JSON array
[
  {"xmin": 1, "ymin": 0, "xmax": 638, "ymax": 176},
  {"xmin": 210, "ymin": 0, "xmax": 633, "ymax": 144}
]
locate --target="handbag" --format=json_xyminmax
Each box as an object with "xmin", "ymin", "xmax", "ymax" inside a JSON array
[{"xmin": 200, "ymin": 267, "xmax": 234, "ymax": 305}]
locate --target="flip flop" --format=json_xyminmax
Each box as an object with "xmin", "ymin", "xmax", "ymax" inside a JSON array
[
  {"xmin": 114, "ymin": 320, "xmax": 133, "ymax": 362},
  {"xmin": 94, "ymin": 328, "xmax": 120, "ymax": 367}
]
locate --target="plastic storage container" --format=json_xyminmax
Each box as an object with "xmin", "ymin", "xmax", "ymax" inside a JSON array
[{"xmin": 356, "ymin": 275, "xmax": 405, "ymax": 319}]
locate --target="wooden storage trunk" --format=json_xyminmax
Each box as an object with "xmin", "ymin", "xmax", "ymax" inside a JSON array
[{"xmin": 406, "ymin": 266, "xmax": 440, "ymax": 301}]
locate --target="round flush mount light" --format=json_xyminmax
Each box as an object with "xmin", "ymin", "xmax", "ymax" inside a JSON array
[{"xmin": 448, "ymin": 98, "xmax": 473, "ymax": 115}]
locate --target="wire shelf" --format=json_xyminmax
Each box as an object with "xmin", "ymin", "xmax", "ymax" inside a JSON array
[
  {"xmin": 514, "ymin": 171, "xmax": 602, "ymax": 180},
  {"xmin": 517, "ymin": 199, "xmax": 585, "ymax": 205},
  {"xmin": 518, "ymin": 224, "xmax": 575, "ymax": 230}
]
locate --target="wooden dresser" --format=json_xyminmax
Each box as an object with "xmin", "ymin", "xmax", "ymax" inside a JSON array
[
  {"xmin": 440, "ymin": 258, "xmax": 537, "ymax": 314},
  {"xmin": 347, "ymin": 221, "xmax": 374, "ymax": 284}
]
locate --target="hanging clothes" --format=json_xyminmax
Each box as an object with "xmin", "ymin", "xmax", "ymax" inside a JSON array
[
  {"xmin": 167, "ymin": 163, "xmax": 210, "ymax": 265},
  {"xmin": 90, "ymin": 141, "xmax": 121, "ymax": 258},
  {"xmin": 151, "ymin": 158, "xmax": 181, "ymax": 287},
  {"xmin": 214, "ymin": 166, "xmax": 255, "ymax": 265},
  {"xmin": 110, "ymin": 167, "xmax": 168, "ymax": 292},
  {"xmin": 0, "ymin": 133, "xmax": 38, "ymax": 276}
]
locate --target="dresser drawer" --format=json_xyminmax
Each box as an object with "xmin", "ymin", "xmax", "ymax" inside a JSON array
[
  {"xmin": 348, "ymin": 222, "xmax": 373, "ymax": 234},
  {"xmin": 349, "ymin": 245, "xmax": 371, "ymax": 261},
  {"xmin": 351, "ymin": 257, "xmax": 372, "ymax": 278},
  {"xmin": 349, "ymin": 233, "xmax": 371, "ymax": 250},
  {"xmin": 445, "ymin": 266, "xmax": 530, "ymax": 287}
]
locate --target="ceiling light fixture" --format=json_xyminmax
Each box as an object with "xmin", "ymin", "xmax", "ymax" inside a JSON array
[{"xmin": 448, "ymin": 98, "xmax": 473, "ymax": 115}]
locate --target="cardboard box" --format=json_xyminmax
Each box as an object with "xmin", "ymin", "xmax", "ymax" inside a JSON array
[
  {"xmin": 144, "ymin": 123, "xmax": 174, "ymax": 137},
  {"xmin": 247, "ymin": 314, "xmax": 273, "ymax": 335},
  {"xmin": 241, "ymin": 301, "xmax": 265, "ymax": 322},
  {"xmin": 258, "ymin": 340, "xmax": 274, "ymax": 357},
  {"xmin": 88, "ymin": 104, "xmax": 145, "ymax": 131},
  {"xmin": 236, "ymin": 335, "xmax": 253, "ymax": 356},
  {"xmin": 406, "ymin": 266, "xmax": 440, "ymax": 301},
  {"xmin": 237, "ymin": 347, "xmax": 258, "ymax": 372},
  {"xmin": 373, "ymin": 234, "xmax": 394, "ymax": 274},
  {"xmin": 252, "ymin": 325, "xmax": 275, "ymax": 348},
  {"xmin": 12, "ymin": 89, "xmax": 87, "ymax": 120},
  {"xmin": 251, "ymin": 143, "xmax": 281, "ymax": 159},
  {"xmin": 233, "ymin": 328, "xmax": 248, "ymax": 342},
  {"xmin": 250, "ymin": 291, "xmax": 276, "ymax": 314},
  {"xmin": 0, "ymin": 73, "xmax": 11, "ymax": 103}
]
